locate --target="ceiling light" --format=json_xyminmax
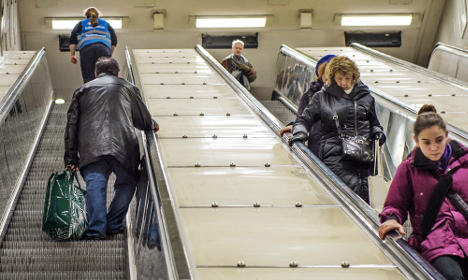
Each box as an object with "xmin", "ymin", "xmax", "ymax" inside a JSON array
[
  {"xmin": 55, "ymin": 98, "xmax": 65, "ymax": 104},
  {"xmin": 340, "ymin": 14, "xmax": 413, "ymax": 26},
  {"xmin": 195, "ymin": 16, "xmax": 267, "ymax": 28},
  {"xmin": 49, "ymin": 18, "xmax": 124, "ymax": 30}
]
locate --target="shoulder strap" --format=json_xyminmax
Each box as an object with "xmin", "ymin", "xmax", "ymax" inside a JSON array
[
  {"xmin": 450, "ymin": 140, "xmax": 468, "ymax": 159},
  {"xmin": 353, "ymin": 100, "xmax": 358, "ymax": 136},
  {"xmin": 421, "ymin": 165, "xmax": 462, "ymax": 240},
  {"xmin": 448, "ymin": 192, "xmax": 468, "ymax": 221},
  {"xmin": 421, "ymin": 174, "xmax": 452, "ymax": 239},
  {"xmin": 334, "ymin": 101, "xmax": 358, "ymax": 137},
  {"xmin": 333, "ymin": 113, "xmax": 342, "ymax": 137}
]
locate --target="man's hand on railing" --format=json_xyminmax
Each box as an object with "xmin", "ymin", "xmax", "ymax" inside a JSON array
[{"xmin": 153, "ymin": 124, "xmax": 159, "ymax": 133}]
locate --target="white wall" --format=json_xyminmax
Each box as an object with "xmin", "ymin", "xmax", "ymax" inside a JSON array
[
  {"xmin": 436, "ymin": 0, "xmax": 468, "ymax": 51},
  {"xmin": 19, "ymin": 0, "xmax": 443, "ymax": 100},
  {"xmin": 1, "ymin": 0, "xmax": 21, "ymax": 52}
]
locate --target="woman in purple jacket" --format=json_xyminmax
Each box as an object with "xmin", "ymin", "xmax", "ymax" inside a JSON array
[{"xmin": 379, "ymin": 104, "xmax": 468, "ymax": 279}]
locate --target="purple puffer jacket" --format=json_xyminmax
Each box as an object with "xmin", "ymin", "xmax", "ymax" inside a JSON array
[
  {"xmin": 297, "ymin": 80, "xmax": 323, "ymax": 155},
  {"xmin": 380, "ymin": 140, "xmax": 468, "ymax": 262}
]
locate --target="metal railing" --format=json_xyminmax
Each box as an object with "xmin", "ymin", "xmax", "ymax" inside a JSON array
[
  {"xmin": 428, "ymin": 42, "xmax": 468, "ymax": 83},
  {"xmin": 0, "ymin": 47, "xmax": 53, "ymax": 245},
  {"xmin": 125, "ymin": 46, "xmax": 192, "ymax": 280},
  {"xmin": 346, "ymin": 42, "xmax": 468, "ymax": 145}
]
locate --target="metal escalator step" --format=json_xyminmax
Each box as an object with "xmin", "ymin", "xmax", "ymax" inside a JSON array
[
  {"xmin": 0, "ymin": 271, "xmax": 126, "ymax": 280},
  {"xmin": 0, "ymin": 247, "xmax": 125, "ymax": 257},
  {"xmin": 2, "ymin": 232, "xmax": 124, "ymax": 242},
  {"xmin": 0, "ymin": 104, "xmax": 127, "ymax": 279},
  {"xmin": 260, "ymin": 100, "xmax": 297, "ymax": 125}
]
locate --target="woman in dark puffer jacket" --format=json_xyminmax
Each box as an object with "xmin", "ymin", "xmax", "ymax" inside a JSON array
[
  {"xmin": 290, "ymin": 56, "xmax": 386, "ymax": 203},
  {"xmin": 280, "ymin": 54, "xmax": 335, "ymax": 156}
]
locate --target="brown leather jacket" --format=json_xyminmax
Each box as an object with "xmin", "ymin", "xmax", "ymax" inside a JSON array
[{"xmin": 221, "ymin": 56, "xmax": 257, "ymax": 83}]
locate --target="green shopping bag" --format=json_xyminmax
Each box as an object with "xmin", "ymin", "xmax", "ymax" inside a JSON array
[{"xmin": 42, "ymin": 169, "xmax": 87, "ymax": 240}]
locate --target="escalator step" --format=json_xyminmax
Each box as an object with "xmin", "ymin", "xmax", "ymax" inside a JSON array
[{"xmin": 260, "ymin": 100, "xmax": 297, "ymax": 126}]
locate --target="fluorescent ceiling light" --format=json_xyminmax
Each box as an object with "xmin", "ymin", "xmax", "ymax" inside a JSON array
[
  {"xmin": 54, "ymin": 98, "xmax": 65, "ymax": 104},
  {"xmin": 196, "ymin": 17, "xmax": 267, "ymax": 28},
  {"xmin": 51, "ymin": 18, "xmax": 122, "ymax": 30},
  {"xmin": 341, "ymin": 14, "xmax": 412, "ymax": 26}
]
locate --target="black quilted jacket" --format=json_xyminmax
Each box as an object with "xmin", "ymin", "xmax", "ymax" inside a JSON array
[{"xmin": 293, "ymin": 81, "xmax": 384, "ymax": 190}]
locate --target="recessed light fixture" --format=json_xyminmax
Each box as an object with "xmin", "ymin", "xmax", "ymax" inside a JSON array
[
  {"xmin": 195, "ymin": 16, "xmax": 267, "ymax": 28},
  {"xmin": 48, "ymin": 17, "xmax": 124, "ymax": 30},
  {"xmin": 340, "ymin": 14, "xmax": 413, "ymax": 26},
  {"xmin": 54, "ymin": 98, "xmax": 65, "ymax": 104}
]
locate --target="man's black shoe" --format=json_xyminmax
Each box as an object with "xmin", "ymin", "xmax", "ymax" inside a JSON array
[
  {"xmin": 81, "ymin": 234, "xmax": 106, "ymax": 240},
  {"xmin": 107, "ymin": 226, "xmax": 125, "ymax": 235}
]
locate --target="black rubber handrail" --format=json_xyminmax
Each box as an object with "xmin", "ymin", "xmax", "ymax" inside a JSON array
[{"xmin": 0, "ymin": 48, "xmax": 46, "ymax": 123}]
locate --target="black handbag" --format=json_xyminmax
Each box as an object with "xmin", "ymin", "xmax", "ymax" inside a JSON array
[{"xmin": 334, "ymin": 100, "xmax": 375, "ymax": 164}]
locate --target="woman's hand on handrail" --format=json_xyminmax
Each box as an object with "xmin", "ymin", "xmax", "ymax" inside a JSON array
[
  {"xmin": 379, "ymin": 219, "xmax": 406, "ymax": 239},
  {"xmin": 280, "ymin": 125, "xmax": 292, "ymax": 136}
]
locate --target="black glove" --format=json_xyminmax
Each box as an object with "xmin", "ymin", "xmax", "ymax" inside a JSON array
[
  {"xmin": 373, "ymin": 132, "xmax": 386, "ymax": 145},
  {"xmin": 289, "ymin": 132, "xmax": 307, "ymax": 147}
]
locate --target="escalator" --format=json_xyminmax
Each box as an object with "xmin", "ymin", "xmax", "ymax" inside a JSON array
[
  {"xmin": 0, "ymin": 104, "xmax": 127, "ymax": 279},
  {"xmin": 0, "ymin": 46, "xmax": 173, "ymax": 279},
  {"xmin": 124, "ymin": 45, "xmax": 444, "ymax": 279}
]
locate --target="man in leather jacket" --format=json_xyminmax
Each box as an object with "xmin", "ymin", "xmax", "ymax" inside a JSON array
[
  {"xmin": 64, "ymin": 57, "xmax": 158, "ymax": 239},
  {"xmin": 221, "ymin": 39, "xmax": 257, "ymax": 90}
]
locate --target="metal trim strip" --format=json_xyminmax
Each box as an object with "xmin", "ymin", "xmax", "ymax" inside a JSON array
[
  {"xmin": 125, "ymin": 46, "xmax": 192, "ymax": 280},
  {"xmin": 0, "ymin": 48, "xmax": 46, "ymax": 123},
  {"xmin": 0, "ymin": 101, "xmax": 53, "ymax": 246}
]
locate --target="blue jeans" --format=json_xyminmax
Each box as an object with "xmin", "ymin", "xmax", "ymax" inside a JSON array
[{"xmin": 81, "ymin": 156, "xmax": 136, "ymax": 237}]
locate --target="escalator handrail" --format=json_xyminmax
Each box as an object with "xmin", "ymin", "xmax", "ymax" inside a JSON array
[
  {"xmin": 125, "ymin": 46, "xmax": 192, "ymax": 280},
  {"xmin": 431, "ymin": 42, "xmax": 468, "ymax": 62},
  {"xmin": 0, "ymin": 47, "xmax": 46, "ymax": 124},
  {"xmin": 282, "ymin": 43, "xmax": 445, "ymax": 279},
  {"xmin": 350, "ymin": 43, "xmax": 468, "ymax": 141},
  {"xmin": 198, "ymin": 43, "xmax": 444, "ymax": 280},
  {"xmin": 350, "ymin": 42, "xmax": 468, "ymax": 90},
  {"xmin": 195, "ymin": 45, "xmax": 284, "ymax": 134},
  {"xmin": 0, "ymin": 47, "xmax": 53, "ymax": 246}
]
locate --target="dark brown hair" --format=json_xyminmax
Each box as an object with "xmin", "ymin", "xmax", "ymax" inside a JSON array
[
  {"xmin": 413, "ymin": 104, "xmax": 446, "ymax": 137},
  {"xmin": 316, "ymin": 62, "xmax": 328, "ymax": 81},
  {"xmin": 95, "ymin": 57, "xmax": 119, "ymax": 76},
  {"xmin": 84, "ymin": 7, "xmax": 100, "ymax": 27}
]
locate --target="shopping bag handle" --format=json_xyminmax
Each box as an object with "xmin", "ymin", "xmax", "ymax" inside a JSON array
[{"xmin": 65, "ymin": 169, "xmax": 86, "ymax": 194}]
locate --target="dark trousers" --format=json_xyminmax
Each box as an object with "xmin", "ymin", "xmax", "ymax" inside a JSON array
[
  {"xmin": 79, "ymin": 43, "xmax": 111, "ymax": 83},
  {"xmin": 432, "ymin": 255, "xmax": 468, "ymax": 280},
  {"xmin": 81, "ymin": 156, "xmax": 136, "ymax": 237}
]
